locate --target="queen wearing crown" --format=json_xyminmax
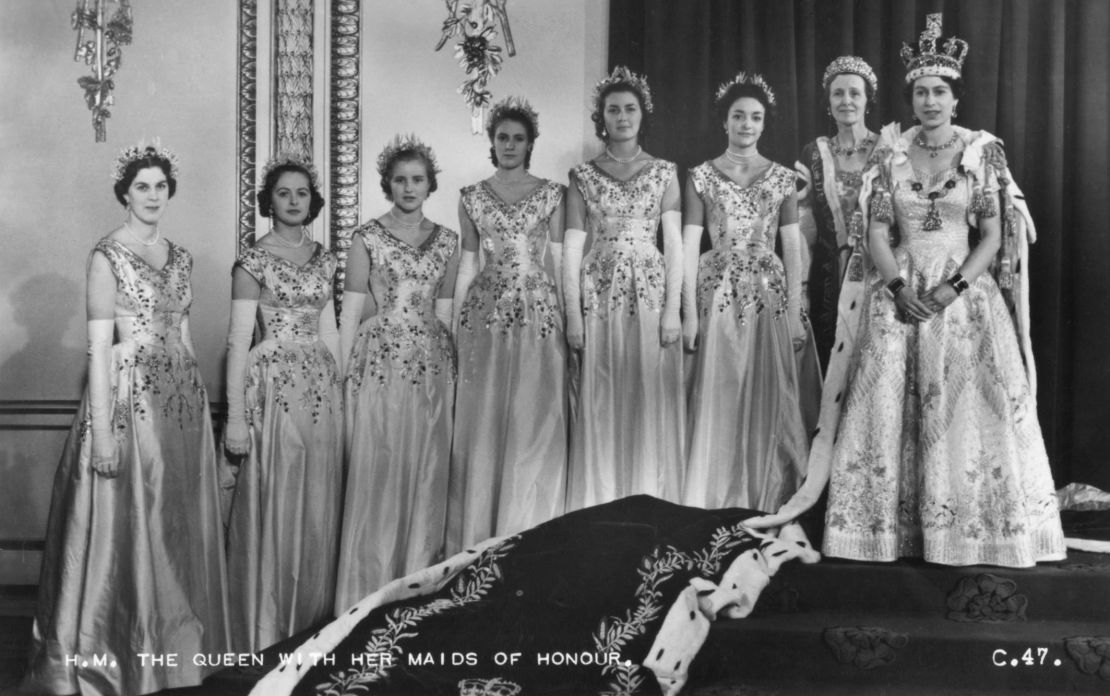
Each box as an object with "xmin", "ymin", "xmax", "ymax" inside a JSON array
[
  {"xmin": 681, "ymin": 72, "xmax": 816, "ymax": 512},
  {"xmin": 26, "ymin": 142, "xmax": 230, "ymax": 694},
  {"xmin": 334, "ymin": 135, "xmax": 460, "ymax": 611},
  {"xmin": 446, "ymin": 96, "xmax": 569, "ymax": 552},
  {"xmin": 563, "ymin": 66, "xmax": 686, "ymax": 509},
  {"xmin": 222, "ymin": 154, "xmax": 344, "ymax": 652},
  {"xmin": 750, "ymin": 15, "xmax": 1065, "ymax": 567}
]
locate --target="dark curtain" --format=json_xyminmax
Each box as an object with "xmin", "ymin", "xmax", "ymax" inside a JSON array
[{"xmin": 608, "ymin": 0, "xmax": 1110, "ymax": 489}]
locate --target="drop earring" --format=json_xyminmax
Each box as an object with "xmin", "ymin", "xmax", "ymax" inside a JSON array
[{"xmin": 951, "ymin": 106, "xmax": 958, "ymax": 119}]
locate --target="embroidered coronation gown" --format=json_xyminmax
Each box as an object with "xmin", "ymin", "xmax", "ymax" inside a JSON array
[
  {"xmin": 567, "ymin": 159, "xmax": 685, "ymax": 510},
  {"xmin": 27, "ymin": 239, "xmax": 229, "ymax": 696},
  {"xmin": 335, "ymin": 220, "xmax": 457, "ymax": 613},
  {"xmin": 682, "ymin": 162, "xmax": 814, "ymax": 512},
  {"xmin": 448, "ymin": 180, "xmax": 568, "ymax": 552},
  {"xmin": 822, "ymin": 131, "xmax": 1065, "ymax": 566},
  {"xmin": 226, "ymin": 244, "xmax": 344, "ymax": 652}
]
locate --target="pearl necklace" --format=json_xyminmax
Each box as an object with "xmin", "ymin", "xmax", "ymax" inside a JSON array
[
  {"xmin": 605, "ymin": 146, "xmax": 642, "ymax": 164},
  {"xmin": 913, "ymin": 130, "xmax": 960, "ymax": 158},
  {"xmin": 389, "ymin": 208, "xmax": 425, "ymax": 230},
  {"xmin": 268, "ymin": 227, "xmax": 309, "ymax": 248},
  {"xmin": 123, "ymin": 220, "xmax": 160, "ymax": 246},
  {"xmin": 724, "ymin": 148, "xmax": 759, "ymax": 165}
]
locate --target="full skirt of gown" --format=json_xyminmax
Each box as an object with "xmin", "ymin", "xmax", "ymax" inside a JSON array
[
  {"xmin": 683, "ymin": 247, "xmax": 815, "ymax": 512},
  {"xmin": 448, "ymin": 308, "xmax": 568, "ymax": 552},
  {"xmin": 226, "ymin": 339, "xmax": 344, "ymax": 652},
  {"xmin": 334, "ymin": 316, "xmax": 454, "ymax": 613},
  {"xmin": 824, "ymin": 246, "xmax": 1065, "ymax": 566},
  {"xmin": 567, "ymin": 250, "xmax": 685, "ymax": 509},
  {"xmin": 27, "ymin": 341, "xmax": 230, "ymax": 696}
]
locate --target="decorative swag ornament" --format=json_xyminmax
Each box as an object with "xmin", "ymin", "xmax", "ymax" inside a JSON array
[
  {"xmin": 72, "ymin": 0, "xmax": 133, "ymax": 142},
  {"xmin": 435, "ymin": 0, "xmax": 517, "ymax": 134}
]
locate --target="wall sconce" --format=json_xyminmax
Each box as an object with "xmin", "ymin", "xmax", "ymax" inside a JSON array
[{"xmin": 72, "ymin": 0, "xmax": 133, "ymax": 142}]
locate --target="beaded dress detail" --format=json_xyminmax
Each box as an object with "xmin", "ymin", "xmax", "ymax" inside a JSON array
[
  {"xmin": 448, "ymin": 179, "xmax": 569, "ymax": 553},
  {"xmin": 27, "ymin": 239, "xmax": 230, "ymax": 696},
  {"xmin": 683, "ymin": 162, "xmax": 815, "ymax": 511},
  {"xmin": 566, "ymin": 159, "xmax": 685, "ymax": 509},
  {"xmin": 226, "ymin": 244, "xmax": 343, "ymax": 652},
  {"xmin": 336, "ymin": 220, "xmax": 458, "ymax": 612}
]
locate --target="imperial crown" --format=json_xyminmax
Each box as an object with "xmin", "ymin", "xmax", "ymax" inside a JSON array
[{"xmin": 901, "ymin": 13, "xmax": 969, "ymax": 84}]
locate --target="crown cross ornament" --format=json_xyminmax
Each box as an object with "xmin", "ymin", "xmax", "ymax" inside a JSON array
[{"xmin": 901, "ymin": 13, "xmax": 969, "ymax": 83}]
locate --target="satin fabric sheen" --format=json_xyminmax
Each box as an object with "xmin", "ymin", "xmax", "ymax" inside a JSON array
[
  {"xmin": 683, "ymin": 163, "xmax": 814, "ymax": 512},
  {"xmin": 335, "ymin": 221, "xmax": 457, "ymax": 613},
  {"xmin": 26, "ymin": 240, "xmax": 230, "ymax": 696},
  {"xmin": 226, "ymin": 245, "xmax": 344, "ymax": 653},
  {"xmin": 447, "ymin": 180, "xmax": 569, "ymax": 553},
  {"xmin": 823, "ymin": 158, "xmax": 1065, "ymax": 566},
  {"xmin": 566, "ymin": 160, "xmax": 685, "ymax": 509}
]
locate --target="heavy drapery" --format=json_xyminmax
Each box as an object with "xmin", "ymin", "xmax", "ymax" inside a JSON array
[{"xmin": 608, "ymin": 0, "xmax": 1110, "ymax": 489}]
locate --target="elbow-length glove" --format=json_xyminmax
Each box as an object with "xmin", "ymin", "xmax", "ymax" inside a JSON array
[
  {"xmin": 87, "ymin": 318, "xmax": 118, "ymax": 476},
  {"xmin": 660, "ymin": 211, "xmax": 682, "ymax": 346},
  {"xmin": 224, "ymin": 299, "xmax": 257, "ymax": 455},
  {"xmin": 681, "ymin": 224, "xmax": 703, "ymax": 350},
  {"xmin": 562, "ymin": 229, "xmax": 587, "ymax": 349}
]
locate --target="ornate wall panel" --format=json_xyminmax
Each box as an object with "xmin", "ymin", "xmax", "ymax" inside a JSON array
[
  {"xmin": 274, "ymin": 0, "xmax": 314, "ymax": 161},
  {"xmin": 330, "ymin": 0, "xmax": 360, "ymax": 303},
  {"xmin": 236, "ymin": 0, "xmax": 258, "ymax": 255}
]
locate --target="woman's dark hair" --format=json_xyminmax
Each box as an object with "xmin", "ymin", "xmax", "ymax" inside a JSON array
[
  {"xmin": 257, "ymin": 163, "xmax": 326, "ymax": 223},
  {"xmin": 379, "ymin": 151, "xmax": 439, "ymax": 200},
  {"xmin": 113, "ymin": 156, "xmax": 177, "ymax": 207},
  {"xmin": 591, "ymin": 84, "xmax": 651, "ymax": 141},
  {"xmin": 903, "ymin": 75, "xmax": 965, "ymax": 107},
  {"xmin": 825, "ymin": 71, "xmax": 877, "ymax": 114},
  {"xmin": 714, "ymin": 82, "xmax": 776, "ymax": 125},
  {"xmin": 487, "ymin": 110, "xmax": 537, "ymax": 169}
]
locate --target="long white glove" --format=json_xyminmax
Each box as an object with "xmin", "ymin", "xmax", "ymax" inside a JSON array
[
  {"xmin": 339, "ymin": 291, "xmax": 367, "ymax": 371},
  {"xmin": 87, "ymin": 318, "xmax": 118, "ymax": 477},
  {"xmin": 224, "ymin": 299, "xmax": 257, "ymax": 455},
  {"xmin": 660, "ymin": 211, "xmax": 682, "ymax": 346},
  {"xmin": 548, "ymin": 240, "xmax": 564, "ymax": 310},
  {"xmin": 780, "ymin": 222, "xmax": 806, "ymax": 346},
  {"xmin": 435, "ymin": 298, "xmax": 453, "ymax": 333},
  {"xmin": 318, "ymin": 299, "xmax": 341, "ymax": 372},
  {"xmin": 562, "ymin": 228, "xmax": 587, "ymax": 349},
  {"xmin": 452, "ymin": 250, "xmax": 478, "ymax": 333},
  {"xmin": 681, "ymin": 224, "xmax": 703, "ymax": 351}
]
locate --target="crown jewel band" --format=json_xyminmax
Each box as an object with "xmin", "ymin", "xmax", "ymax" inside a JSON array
[{"xmin": 901, "ymin": 13, "xmax": 969, "ymax": 84}]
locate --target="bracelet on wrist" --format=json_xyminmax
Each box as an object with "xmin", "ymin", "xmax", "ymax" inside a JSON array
[
  {"xmin": 948, "ymin": 273, "xmax": 970, "ymax": 295},
  {"xmin": 886, "ymin": 277, "xmax": 906, "ymax": 296}
]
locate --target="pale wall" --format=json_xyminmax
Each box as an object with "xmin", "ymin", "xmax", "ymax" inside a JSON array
[
  {"xmin": 359, "ymin": 1, "xmax": 609, "ymax": 229},
  {"xmin": 0, "ymin": 0, "xmax": 608, "ymax": 578}
]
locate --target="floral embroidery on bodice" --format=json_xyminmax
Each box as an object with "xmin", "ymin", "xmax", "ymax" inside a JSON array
[
  {"xmin": 236, "ymin": 244, "xmax": 340, "ymax": 423},
  {"xmin": 459, "ymin": 180, "xmax": 564, "ymax": 337},
  {"xmin": 892, "ymin": 165, "xmax": 972, "ymax": 263},
  {"xmin": 689, "ymin": 162, "xmax": 794, "ymax": 321},
  {"xmin": 95, "ymin": 238, "xmax": 193, "ymax": 346},
  {"xmin": 691, "ymin": 162, "xmax": 794, "ymax": 252},
  {"xmin": 347, "ymin": 220, "xmax": 457, "ymax": 388},
  {"xmin": 237, "ymin": 244, "xmax": 337, "ymax": 344},
  {"xmin": 572, "ymin": 159, "xmax": 675, "ymax": 316},
  {"xmin": 92, "ymin": 238, "xmax": 204, "ymax": 430}
]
